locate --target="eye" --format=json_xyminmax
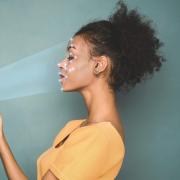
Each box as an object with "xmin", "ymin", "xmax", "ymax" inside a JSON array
[
  {"xmin": 67, "ymin": 55, "xmax": 74, "ymax": 61},
  {"xmin": 65, "ymin": 51, "xmax": 75, "ymax": 61}
]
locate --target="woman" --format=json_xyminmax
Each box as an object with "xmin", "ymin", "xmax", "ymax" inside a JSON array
[{"xmin": 0, "ymin": 1, "xmax": 165, "ymax": 179}]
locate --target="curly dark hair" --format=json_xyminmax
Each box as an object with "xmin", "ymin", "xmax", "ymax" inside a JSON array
[{"xmin": 73, "ymin": 0, "xmax": 166, "ymax": 93}]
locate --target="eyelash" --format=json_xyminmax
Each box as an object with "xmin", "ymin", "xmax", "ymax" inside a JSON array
[{"xmin": 67, "ymin": 55, "xmax": 74, "ymax": 61}]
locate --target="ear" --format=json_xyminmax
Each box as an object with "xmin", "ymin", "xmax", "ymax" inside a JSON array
[{"xmin": 93, "ymin": 55, "xmax": 110, "ymax": 74}]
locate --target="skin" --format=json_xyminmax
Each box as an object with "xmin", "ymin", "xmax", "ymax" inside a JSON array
[
  {"xmin": 58, "ymin": 36, "xmax": 125, "ymax": 142},
  {"xmin": 0, "ymin": 35, "xmax": 125, "ymax": 180}
]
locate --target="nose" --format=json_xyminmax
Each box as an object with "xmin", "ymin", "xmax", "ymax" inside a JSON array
[{"xmin": 57, "ymin": 58, "xmax": 68, "ymax": 72}]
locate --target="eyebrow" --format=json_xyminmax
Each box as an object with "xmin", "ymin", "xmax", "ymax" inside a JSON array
[{"xmin": 66, "ymin": 45, "xmax": 76, "ymax": 51}]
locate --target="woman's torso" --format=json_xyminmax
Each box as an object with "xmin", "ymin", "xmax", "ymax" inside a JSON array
[{"xmin": 37, "ymin": 119, "xmax": 125, "ymax": 180}]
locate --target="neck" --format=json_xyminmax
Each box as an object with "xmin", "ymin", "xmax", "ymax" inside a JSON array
[{"xmin": 79, "ymin": 81, "xmax": 119, "ymax": 124}]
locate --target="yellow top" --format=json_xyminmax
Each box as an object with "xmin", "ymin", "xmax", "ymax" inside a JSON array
[{"xmin": 37, "ymin": 119, "xmax": 125, "ymax": 180}]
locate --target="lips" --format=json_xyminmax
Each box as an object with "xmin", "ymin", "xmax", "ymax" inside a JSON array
[
  {"xmin": 59, "ymin": 72, "xmax": 64, "ymax": 77},
  {"xmin": 60, "ymin": 74, "xmax": 65, "ymax": 78},
  {"xmin": 59, "ymin": 72, "xmax": 67, "ymax": 81}
]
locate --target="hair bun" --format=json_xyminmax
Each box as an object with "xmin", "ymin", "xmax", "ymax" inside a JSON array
[{"xmin": 74, "ymin": 0, "xmax": 166, "ymax": 92}]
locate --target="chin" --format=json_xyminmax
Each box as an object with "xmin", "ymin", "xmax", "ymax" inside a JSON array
[
  {"xmin": 60, "ymin": 86, "xmax": 80, "ymax": 92},
  {"xmin": 60, "ymin": 81, "xmax": 86, "ymax": 92}
]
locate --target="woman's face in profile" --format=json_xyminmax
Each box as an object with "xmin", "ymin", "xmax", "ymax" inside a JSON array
[{"xmin": 57, "ymin": 35, "xmax": 95, "ymax": 92}]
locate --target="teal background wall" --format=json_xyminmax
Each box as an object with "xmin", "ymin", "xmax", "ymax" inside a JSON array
[{"xmin": 0, "ymin": 0, "xmax": 179, "ymax": 179}]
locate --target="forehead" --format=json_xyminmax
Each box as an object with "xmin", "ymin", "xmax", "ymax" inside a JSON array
[{"xmin": 67, "ymin": 36, "xmax": 90, "ymax": 53}]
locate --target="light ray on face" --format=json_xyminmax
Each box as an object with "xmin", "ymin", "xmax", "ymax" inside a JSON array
[{"xmin": 57, "ymin": 38, "xmax": 79, "ymax": 91}]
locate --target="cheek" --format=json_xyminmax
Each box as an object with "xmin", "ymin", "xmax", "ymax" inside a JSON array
[
  {"xmin": 68, "ymin": 61, "xmax": 92, "ymax": 82},
  {"xmin": 67, "ymin": 66, "xmax": 76, "ymax": 73}
]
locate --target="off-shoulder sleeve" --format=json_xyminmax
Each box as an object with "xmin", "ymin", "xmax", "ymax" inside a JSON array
[{"xmin": 49, "ymin": 127, "xmax": 110, "ymax": 180}]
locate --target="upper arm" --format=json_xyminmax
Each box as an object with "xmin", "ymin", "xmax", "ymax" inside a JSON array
[{"xmin": 42, "ymin": 170, "xmax": 59, "ymax": 180}]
